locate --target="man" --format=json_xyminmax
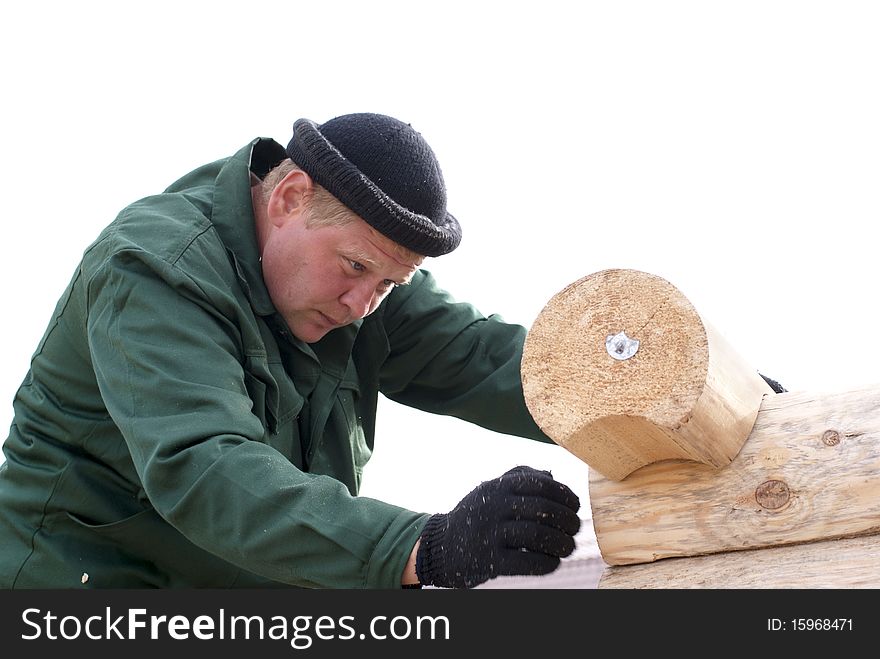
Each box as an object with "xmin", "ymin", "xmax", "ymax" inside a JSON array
[{"xmin": 0, "ymin": 113, "xmax": 581, "ymax": 589}]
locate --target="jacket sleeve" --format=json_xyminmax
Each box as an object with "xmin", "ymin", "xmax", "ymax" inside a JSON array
[
  {"xmin": 86, "ymin": 244, "xmax": 426, "ymax": 589},
  {"xmin": 378, "ymin": 269, "xmax": 554, "ymax": 444}
]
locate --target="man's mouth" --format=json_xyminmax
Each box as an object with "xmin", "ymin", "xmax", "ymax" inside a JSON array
[{"xmin": 318, "ymin": 311, "xmax": 345, "ymax": 327}]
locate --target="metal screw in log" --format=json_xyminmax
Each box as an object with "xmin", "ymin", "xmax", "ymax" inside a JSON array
[{"xmin": 521, "ymin": 268, "xmax": 773, "ymax": 482}]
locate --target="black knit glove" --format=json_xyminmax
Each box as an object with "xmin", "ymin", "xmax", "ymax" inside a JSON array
[{"xmin": 414, "ymin": 466, "xmax": 581, "ymax": 588}]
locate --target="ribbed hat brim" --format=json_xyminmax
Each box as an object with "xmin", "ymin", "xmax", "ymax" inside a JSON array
[{"xmin": 286, "ymin": 118, "xmax": 462, "ymax": 257}]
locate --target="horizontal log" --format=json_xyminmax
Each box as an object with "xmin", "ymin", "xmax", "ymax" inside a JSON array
[
  {"xmin": 590, "ymin": 385, "xmax": 880, "ymax": 565},
  {"xmin": 598, "ymin": 533, "xmax": 880, "ymax": 588}
]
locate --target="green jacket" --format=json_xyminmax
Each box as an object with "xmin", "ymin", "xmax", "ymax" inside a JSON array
[{"xmin": 0, "ymin": 138, "xmax": 552, "ymax": 589}]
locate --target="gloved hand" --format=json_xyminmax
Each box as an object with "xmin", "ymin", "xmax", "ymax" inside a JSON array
[{"xmin": 414, "ymin": 465, "xmax": 581, "ymax": 588}]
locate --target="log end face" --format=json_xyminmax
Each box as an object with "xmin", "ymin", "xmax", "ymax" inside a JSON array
[{"xmin": 522, "ymin": 269, "xmax": 710, "ymax": 477}]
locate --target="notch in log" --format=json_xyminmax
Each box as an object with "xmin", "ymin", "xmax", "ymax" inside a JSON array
[{"xmin": 521, "ymin": 269, "xmax": 774, "ymax": 481}]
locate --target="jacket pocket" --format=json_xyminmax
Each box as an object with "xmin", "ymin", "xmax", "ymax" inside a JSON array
[
  {"xmin": 243, "ymin": 352, "xmax": 304, "ymax": 466},
  {"xmin": 65, "ymin": 508, "xmax": 243, "ymax": 587},
  {"xmin": 340, "ymin": 359, "xmax": 372, "ymax": 485},
  {"xmin": 243, "ymin": 352, "xmax": 303, "ymax": 434},
  {"xmin": 66, "ymin": 508, "xmax": 155, "ymax": 538},
  {"xmin": 243, "ymin": 370, "xmax": 274, "ymax": 432},
  {"xmin": 337, "ymin": 378, "xmax": 372, "ymax": 492}
]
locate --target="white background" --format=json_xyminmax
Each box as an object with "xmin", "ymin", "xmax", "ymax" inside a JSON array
[{"xmin": 1, "ymin": 1, "xmax": 878, "ymax": 522}]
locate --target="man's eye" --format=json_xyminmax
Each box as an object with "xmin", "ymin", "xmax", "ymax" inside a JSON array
[
  {"xmin": 349, "ymin": 260, "xmax": 366, "ymax": 272},
  {"xmin": 381, "ymin": 279, "xmax": 397, "ymax": 290}
]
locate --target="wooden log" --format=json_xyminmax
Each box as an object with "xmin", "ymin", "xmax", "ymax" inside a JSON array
[
  {"xmin": 590, "ymin": 385, "xmax": 880, "ymax": 565},
  {"xmin": 598, "ymin": 532, "xmax": 880, "ymax": 588},
  {"xmin": 521, "ymin": 269, "xmax": 773, "ymax": 481}
]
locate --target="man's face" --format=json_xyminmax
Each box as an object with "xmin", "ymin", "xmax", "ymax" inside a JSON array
[{"xmin": 260, "ymin": 208, "xmax": 423, "ymax": 344}]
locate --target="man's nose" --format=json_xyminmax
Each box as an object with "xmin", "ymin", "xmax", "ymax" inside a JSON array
[{"xmin": 340, "ymin": 281, "xmax": 376, "ymax": 319}]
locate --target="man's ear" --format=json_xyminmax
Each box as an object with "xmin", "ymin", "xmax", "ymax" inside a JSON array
[{"xmin": 266, "ymin": 169, "xmax": 312, "ymax": 227}]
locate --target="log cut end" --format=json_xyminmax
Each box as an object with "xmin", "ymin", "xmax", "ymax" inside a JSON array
[{"xmin": 522, "ymin": 269, "xmax": 772, "ymax": 480}]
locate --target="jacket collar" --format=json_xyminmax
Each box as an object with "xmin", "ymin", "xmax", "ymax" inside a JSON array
[
  {"xmin": 211, "ymin": 137, "xmax": 287, "ymax": 317},
  {"xmin": 210, "ymin": 138, "xmax": 363, "ymax": 367}
]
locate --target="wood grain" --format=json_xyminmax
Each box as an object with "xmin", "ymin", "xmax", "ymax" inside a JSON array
[
  {"xmin": 599, "ymin": 532, "xmax": 880, "ymax": 588},
  {"xmin": 590, "ymin": 385, "xmax": 880, "ymax": 565}
]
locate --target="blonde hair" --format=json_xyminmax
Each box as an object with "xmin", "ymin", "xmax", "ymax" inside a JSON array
[{"xmin": 262, "ymin": 159, "xmax": 425, "ymax": 263}]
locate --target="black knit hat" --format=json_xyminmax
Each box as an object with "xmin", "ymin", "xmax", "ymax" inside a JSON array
[{"xmin": 285, "ymin": 113, "xmax": 462, "ymax": 257}]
